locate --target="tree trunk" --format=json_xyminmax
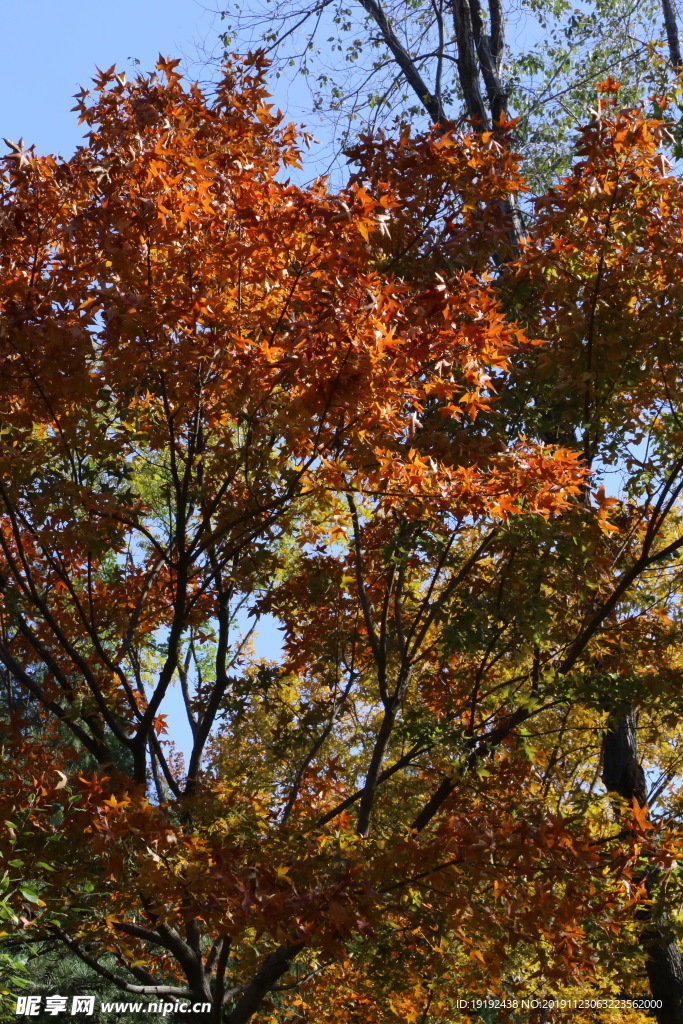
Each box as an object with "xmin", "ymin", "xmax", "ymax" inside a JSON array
[
  {"xmin": 174, "ymin": 1008, "xmax": 212, "ymax": 1024},
  {"xmin": 224, "ymin": 943, "xmax": 304, "ymax": 1024},
  {"xmin": 601, "ymin": 705, "xmax": 683, "ymax": 1023},
  {"xmin": 645, "ymin": 914, "xmax": 683, "ymax": 1024},
  {"xmin": 661, "ymin": 0, "xmax": 683, "ymax": 69}
]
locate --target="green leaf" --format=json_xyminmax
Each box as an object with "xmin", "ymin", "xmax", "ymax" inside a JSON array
[{"xmin": 19, "ymin": 886, "xmax": 41, "ymax": 904}]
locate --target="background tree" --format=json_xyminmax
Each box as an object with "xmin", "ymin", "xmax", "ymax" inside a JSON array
[{"xmin": 217, "ymin": 0, "xmax": 683, "ymax": 190}]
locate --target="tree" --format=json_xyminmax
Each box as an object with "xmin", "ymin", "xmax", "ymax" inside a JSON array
[
  {"xmin": 2, "ymin": 54, "xmax": 683, "ymax": 1024},
  {"xmin": 217, "ymin": 0, "xmax": 683, "ymax": 1008},
  {"xmin": 218, "ymin": 0, "xmax": 682, "ymax": 191}
]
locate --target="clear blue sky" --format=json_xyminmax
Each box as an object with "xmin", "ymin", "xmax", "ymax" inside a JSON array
[
  {"xmin": 0, "ymin": 0, "xmax": 225, "ymax": 158},
  {"xmin": 0, "ymin": 0, "xmax": 331, "ymax": 163}
]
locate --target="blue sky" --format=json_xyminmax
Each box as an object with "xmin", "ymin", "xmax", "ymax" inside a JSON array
[
  {"xmin": 0, "ymin": 0, "xmax": 223, "ymax": 158},
  {"xmin": 0, "ymin": 0, "xmax": 332, "ymax": 167}
]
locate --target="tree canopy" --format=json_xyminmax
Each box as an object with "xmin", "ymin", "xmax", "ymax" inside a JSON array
[{"xmin": 2, "ymin": 48, "xmax": 683, "ymax": 1024}]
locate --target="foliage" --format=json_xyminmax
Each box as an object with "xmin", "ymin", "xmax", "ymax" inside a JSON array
[{"xmin": 1, "ymin": 54, "xmax": 683, "ymax": 1023}]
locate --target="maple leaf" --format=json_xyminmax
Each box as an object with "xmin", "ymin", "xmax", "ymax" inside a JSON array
[
  {"xmin": 630, "ymin": 798, "xmax": 654, "ymax": 833},
  {"xmin": 2, "ymin": 138, "xmax": 33, "ymax": 170}
]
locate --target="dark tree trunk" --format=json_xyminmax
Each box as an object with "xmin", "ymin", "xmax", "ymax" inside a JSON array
[
  {"xmin": 601, "ymin": 705, "xmax": 647, "ymax": 804},
  {"xmin": 662, "ymin": 0, "xmax": 683, "ymax": 69},
  {"xmin": 174, "ymin": 1008, "xmax": 213, "ymax": 1024},
  {"xmin": 645, "ymin": 914, "xmax": 683, "ymax": 1024},
  {"xmin": 224, "ymin": 943, "xmax": 304, "ymax": 1024},
  {"xmin": 601, "ymin": 705, "xmax": 683, "ymax": 1024}
]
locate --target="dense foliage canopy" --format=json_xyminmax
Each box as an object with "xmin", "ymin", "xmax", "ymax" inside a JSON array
[{"xmin": 2, "ymin": 50, "xmax": 683, "ymax": 1024}]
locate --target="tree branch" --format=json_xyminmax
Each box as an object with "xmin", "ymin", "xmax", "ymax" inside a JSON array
[{"xmin": 357, "ymin": 0, "xmax": 445, "ymax": 123}]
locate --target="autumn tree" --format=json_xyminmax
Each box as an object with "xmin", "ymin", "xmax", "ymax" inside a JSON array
[
  {"xmin": 2, "ymin": 54, "xmax": 683, "ymax": 1024},
  {"xmin": 215, "ymin": 0, "xmax": 683, "ymax": 1010}
]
